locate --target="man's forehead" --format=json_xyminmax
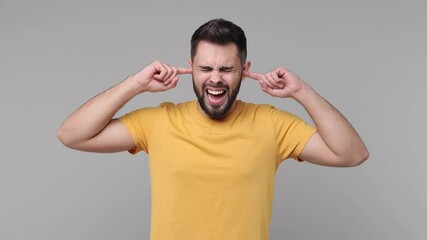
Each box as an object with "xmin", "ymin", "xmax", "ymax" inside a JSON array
[
  {"xmin": 193, "ymin": 54, "xmax": 240, "ymax": 68},
  {"xmin": 194, "ymin": 41, "xmax": 239, "ymax": 59},
  {"xmin": 195, "ymin": 40, "xmax": 237, "ymax": 51}
]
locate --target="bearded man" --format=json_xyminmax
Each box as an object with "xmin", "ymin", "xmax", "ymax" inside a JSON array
[{"xmin": 57, "ymin": 18, "xmax": 369, "ymax": 240}]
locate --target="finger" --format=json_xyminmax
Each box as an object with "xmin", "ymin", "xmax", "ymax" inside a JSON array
[
  {"xmin": 242, "ymin": 70, "xmax": 263, "ymax": 81},
  {"xmin": 258, "ymin": 79, "xmax": 268, "ymax": 92},
  {"xmin": 271, "ymin": 71, "xmax": 285, "ymax": 87},
  {"xmin": 153, "ymin": 62, "xmax": 168, "ymax": 81},
  {"xmin": 161, "ymin": 63, "xmax": 175, "ymax": 82},
  {"xmin": 159, "ymin": 66, "xmax": 172, "ymax": 82},
  {"xmin": 164, "ymin": 67, "xmax": 179, "ymax": 85},
  {"xmin": 259, "ymin": 80, "xmax": 279, "ymax": 96},
  {"xmin": 264, "ymin": 73, "xmax": 278, "ymax": 89},
  {"xmin": 275, "ymin": 66, "xmax": 289, "ymax": 78},
  {"xmin": 177, "ymin": 68, "xmax": 192, "ymax": 75},
  {"xmin": 262, "ymin": 77, "xmax": 277, "ymax": 90},
  {"xmin": 246, "ymin": 71, "xmax": 276, "ymax": 89},
  {"xmin": 265, "ymin": 71, "xmax": 284, "ymax": 89},
  {"xmin": 163, "ymin": 77, "xmax": 179, "ymax": 91}
]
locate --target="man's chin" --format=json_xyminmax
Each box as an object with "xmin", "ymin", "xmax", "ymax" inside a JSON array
[
  {"xmin": 201, "ymin": 97, "xmax": 236, "ymax": 120},
  {"xmin": 199, "ymin": 100, "xmax": 228, "ymax": 120}
]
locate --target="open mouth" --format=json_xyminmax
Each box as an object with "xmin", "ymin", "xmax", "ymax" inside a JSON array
[{"xmin": 206, "ymin": 89, "xmax": 227, "ymax": 104}]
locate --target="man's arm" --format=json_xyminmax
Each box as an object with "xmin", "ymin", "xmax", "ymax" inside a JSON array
[
  {"xmin": 244, "ymin": 67, "xmax": 369, "ymax": 167},
  {"xmin": 57, "ymin": 60, "xmax": 191, "ymax": 153}
]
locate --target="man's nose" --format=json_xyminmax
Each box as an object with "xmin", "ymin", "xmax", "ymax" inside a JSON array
[{"xmin": 209, "ymin": 70, "xmax": 222, "ymax": 83}]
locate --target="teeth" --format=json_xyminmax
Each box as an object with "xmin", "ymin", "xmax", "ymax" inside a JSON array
[{"xmin": 207, "ymin": 90, "xmax": 224, "ymax": 95}]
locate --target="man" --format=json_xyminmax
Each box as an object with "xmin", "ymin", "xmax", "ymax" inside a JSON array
[{"xmin": 57, "ymin": 19, "xmax": 368, "ymax": 240}]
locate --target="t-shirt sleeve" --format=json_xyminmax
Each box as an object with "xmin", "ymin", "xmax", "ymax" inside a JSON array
[
  {"xmin": 118, "ymin": 106, "xmax": 164, "ymax": 154},
  {"xmin": 270, "ymin": 106, "xmax": 317, "ymax": 162}
]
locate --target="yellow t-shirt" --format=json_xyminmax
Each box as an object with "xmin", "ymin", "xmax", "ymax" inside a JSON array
[{"xmin": 119, "ymin": 100, "xmax": 316, "ymax": 240}]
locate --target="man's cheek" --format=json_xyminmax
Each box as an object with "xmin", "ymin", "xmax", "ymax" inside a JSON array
[
  {"xmin": 194, "ymin": 75, "xmax": 211, "ymax": 89},
  {"xmin": 195, "ymin": 72, "xmax": 210, "ymax": 81}
]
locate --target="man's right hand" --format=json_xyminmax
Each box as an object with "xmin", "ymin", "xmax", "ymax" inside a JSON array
[
  {"xmin": 57, "ymin": 60, "xmax": 191, "ymax": 153},
  {"xmin": 131, "ymin": 60, "xmax": 192, "ymax": 93}
]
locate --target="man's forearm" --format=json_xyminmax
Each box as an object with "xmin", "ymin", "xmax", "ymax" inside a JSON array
[
  {"xmin": 57, "ymin": 76, "xmax": 140, "ymax": 148},
  {"xmin": 294, "ymin": 83, "xmax": 369, "ymax": 165}
]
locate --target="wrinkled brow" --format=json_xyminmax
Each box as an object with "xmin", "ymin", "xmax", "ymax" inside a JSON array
[
  {"xmin": 198, "ymin": 65, "xmax": 236, "ymax": 71},
  {"xmin": 219, "ymin": 66, "xmax": 235, "ymax": 71}
]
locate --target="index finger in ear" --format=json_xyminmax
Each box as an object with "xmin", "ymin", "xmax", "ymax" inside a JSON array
[
  {"xmin": 243, "ymin": 70, "xmax": 263, "ymax": 81},
  {"xmin": 177, "ymin": 68, "xmax": 192, "ymax": 75}
]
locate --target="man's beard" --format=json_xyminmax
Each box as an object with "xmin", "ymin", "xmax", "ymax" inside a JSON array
[{"xmin": 193, "ymin": 77, "xmax": 242, "ymax": 120}]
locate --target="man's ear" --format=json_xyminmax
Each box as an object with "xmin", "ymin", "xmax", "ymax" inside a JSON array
[
  {"xmin": 242, "ymin": 61, "xmax": 251, "ymax": 80},
  {"xmin": 188, "ymin": 59, "xmax": 193, "ymax": 68}
]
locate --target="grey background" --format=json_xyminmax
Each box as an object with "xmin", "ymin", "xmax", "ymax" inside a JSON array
[{"xmin": 1, "ymin": 0, "xmax": 425, "ymax": 239}]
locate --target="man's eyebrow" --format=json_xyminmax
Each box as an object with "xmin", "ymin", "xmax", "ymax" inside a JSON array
[
  {"xmin": 198, "ymin": 65, "xmax": 213, "ymax": 70},
  {"xmin": 219, "ymin": 66, "xmax": 235, "ymax": 71},
  {"xmin": 197, "ymin": 65, "xmax": 236, "ymax": 71}
]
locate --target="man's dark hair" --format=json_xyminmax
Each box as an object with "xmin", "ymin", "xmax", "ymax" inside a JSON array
[{"xmin": 191, "ymin": 18, "xmax": 247, "ymax": 64}]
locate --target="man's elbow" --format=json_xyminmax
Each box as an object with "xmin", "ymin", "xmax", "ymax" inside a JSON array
[
  {"xmin": 346, "ymin": 147, "xmax": 370, "ymax": 167},
  {"xmin": 56, "ymin": 127, "xmax": 78, "ymax": 150}
]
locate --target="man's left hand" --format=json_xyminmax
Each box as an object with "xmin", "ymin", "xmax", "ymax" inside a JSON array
[{"xmin": 243, "ymin": 66, "xmax": 305, "ymax": 99}]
